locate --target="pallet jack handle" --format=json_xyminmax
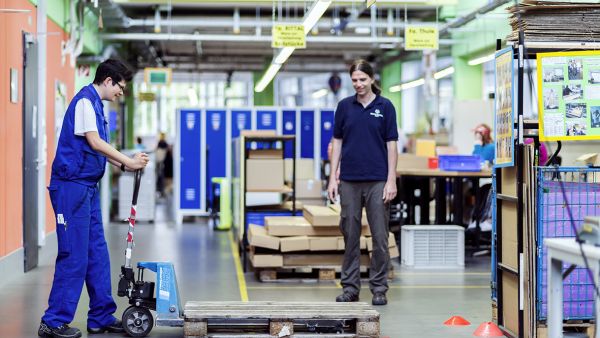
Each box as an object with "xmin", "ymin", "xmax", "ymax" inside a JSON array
[{"xmin": 124, "ymin": 169, "xmax": 143, "ymax": 269}]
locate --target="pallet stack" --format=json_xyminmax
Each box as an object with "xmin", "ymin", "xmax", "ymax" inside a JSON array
[{"xmin": 248, "ymin": 205, "xmax": 398, "ymax": 281}]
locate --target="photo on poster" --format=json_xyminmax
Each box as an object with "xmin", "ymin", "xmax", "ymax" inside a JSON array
[
  {"xmin": 543, "ymin": 67, "xmax": 565, "ymax": 83},
  {"xmin": 589, "ymin": 70, "xmax": 600, "ymax": 84},
  {"xmin": 566, "ymin": 120, "xmax": 587, "ymax": 136},
  {"xmin": 543, "ymin": 87, "xmax": 560, "ymax": 110},
  {"xmin": 562, "ymin": 84, "xmax": 583, "ymax": 102},
  {"xmin": 585, "ymin": 86, "xmax": 600, "ymax": 100},
  {"xmin": 566, "ymin": 103, "xmax": 587, "ymax": 119},
  {"xmin": 591, "ymin": 106, "xmax": 600, "ymax": 128},
  {"xmin": 568, "ymin": 59, "xmax": 583, "ymax": 80}
]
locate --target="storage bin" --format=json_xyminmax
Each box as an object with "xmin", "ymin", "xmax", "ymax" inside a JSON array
[
  {"xmin": 438, "ymin": 155, "xmax": 481, "ymax": 172},
  {"xmin": 401, "ymin": 225, "xmax": 464, "ymax": 268}
]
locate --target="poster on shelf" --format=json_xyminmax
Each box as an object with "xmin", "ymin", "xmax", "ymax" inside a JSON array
[
  {"xmin": 494, "ymin": 47, "xmax": 515, "ymax": 168},
  {"xmin": 538, "ymin": 50, "xmax": 600, "ymax": 141}
]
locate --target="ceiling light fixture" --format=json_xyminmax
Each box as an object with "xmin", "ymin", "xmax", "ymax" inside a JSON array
[
  {"xmin": 467, "ymin": 53, "xmax": 495, "ymax": 66},
  {"xmin": 255, "ymin": 0, "xmax": 332, "ymax": 92},
  {"xmin": 312, "ymin": 88, "xmax": 329, "ymax": 99},
  {"xmin": 389, "ymin": 66, "xmax": 455, "ymax": 93},
  {"xmin": 254, "ymin": 63, "xmax": 282, "ymax": 92},
  {"xmin": 433, "ymin": 66, "xmax": 455, "ymax": 80}
]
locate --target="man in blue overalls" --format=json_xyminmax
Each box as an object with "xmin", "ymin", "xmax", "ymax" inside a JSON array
[{"xmin": 38, "ymin": 59, "xmax": 149, "ymax": 338}]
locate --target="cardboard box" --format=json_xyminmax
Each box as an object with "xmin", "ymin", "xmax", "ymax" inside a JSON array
[
  {"xmin": 251, "ymin": 254, "xmax": 283, "ymax": 267},
  {"xmin": 397, "ymin": 154, "xmax": 430, "ymax": 170},
  {"xmin": 248, "ymin": 224, "xmax": 280, "ymax": 250},
  {"xmin": 280, "ymin": 236, "xmax": 310, "ymax": 252},
  {"xmin": 296, "ymin": 198, "xmax": 325, "ymax": 207},
  {"xmin": 309, "ymin": 236, "xmax": 340, "ymax": 251},
  {"xmin": 303, "ymin": 205, "xmax": 340, "ymax": 226},
  {"xmin": 245, "ymin": 192, "xmax": 282, "ymax": 207},
  {"xmin": 246, "ymin": 159, "xmax": 284, "ymax": 191},
  {"xmin": 366, "ymin": 232, "xmax": 397, "ymax": 252},
  {"xmin": 264, "ymin": 217, "xmax": 341, "ymax": 236},
  {"xmin": 389, "ymin": 245, "xmax": 399, "ymax": 258},
  {"xmin": 241, "ymin": 130, "xmax": 277, "ymax": 137},
  {"xmin": 337, "ymin": 236, "xmax": 367, "ymax": 250},
  {"xmin": 248, "ymin": 149, "xmax": 283, "ymax": 159},
  {"xmin": 416, "ymin": 139, "xmax": 436, "ymax": 157},
  {"xmin": 285, "ymin": 158, "xmax": 315, "ymax": 181},
  {"xmin": 295, "ymin": 179, "xmax": 322, "ymax": 198}
]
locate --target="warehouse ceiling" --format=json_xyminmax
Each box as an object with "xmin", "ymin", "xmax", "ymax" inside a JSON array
[{"xmin": 96, "ymin": 0, "xmax": 453, "ymax": 72}]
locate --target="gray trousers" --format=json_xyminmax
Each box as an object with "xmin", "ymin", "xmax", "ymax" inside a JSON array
[{"xmin": 339, "ymin": 180, "xmax": 390, "ymax": 295}]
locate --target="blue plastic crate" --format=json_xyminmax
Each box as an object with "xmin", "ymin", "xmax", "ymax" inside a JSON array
[{"xmin": 438, "ymin": 155, "xmax": 481, "ymax": 172}]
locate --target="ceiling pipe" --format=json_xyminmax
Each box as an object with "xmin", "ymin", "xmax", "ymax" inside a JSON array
[{"xmin": 438, "ymin": 0, "xmax": 511, "ymax": 36}]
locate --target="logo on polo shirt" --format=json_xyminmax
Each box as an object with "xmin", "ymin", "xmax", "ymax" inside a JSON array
[{"xmin": 370, "ymin": 109, "xmax": 383, "ymax": 118}]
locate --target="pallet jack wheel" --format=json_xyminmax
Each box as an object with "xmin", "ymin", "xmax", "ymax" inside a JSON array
[{"xmin": 123, "ymin": 306, "xmax": 154, "ymax": 337}]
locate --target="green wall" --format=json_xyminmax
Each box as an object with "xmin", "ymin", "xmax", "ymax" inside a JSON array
[
  {"xmin": 381, "ymin": 60, "xmax": 402, "ymax": 126},
  {"xmin": 253, "ymin": 70, "xmax": 275, "ymax": 106}
]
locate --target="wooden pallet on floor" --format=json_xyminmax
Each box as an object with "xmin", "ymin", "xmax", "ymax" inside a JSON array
[
  {"xmin": 256, "ymin": 266, "xmax": 394, "ymax": 283},
  {"xmin": 183, "ymin": 301, "xmax": 380, "ymax": 338},
  {"xmin": 536, "ymin": 321, "xmax": 595, "ymax": 338}
]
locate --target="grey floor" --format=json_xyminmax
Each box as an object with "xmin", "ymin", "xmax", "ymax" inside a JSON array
[{"xmin": 0, "ymin": 202, "xmax": 494, "ymax": 338}]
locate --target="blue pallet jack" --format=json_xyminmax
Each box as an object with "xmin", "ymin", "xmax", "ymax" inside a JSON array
[{"xmin": 117, "ymin": 170, "xmax": 183, "ymax": 337}]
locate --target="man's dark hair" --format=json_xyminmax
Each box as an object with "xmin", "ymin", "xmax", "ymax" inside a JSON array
[{"xmin": 93, "ymin": 59, "xmax": 133, "ymax": 85}]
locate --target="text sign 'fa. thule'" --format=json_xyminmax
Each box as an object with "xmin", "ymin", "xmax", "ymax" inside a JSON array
[
  {"xmin": 272, "ymin": 24, "xmax": 306, "ymax": 48},
  {"xmin": 405, "ymin": 25, "xmax": 439, "ymax": 51}
]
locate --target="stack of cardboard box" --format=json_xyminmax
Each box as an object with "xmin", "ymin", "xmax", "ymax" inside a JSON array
[
  {"xmin": 248, "ymin": 205, "xmax": 399, "ymax": 269},
  {"xmin": 285, "ymin": 159, "xmax": 326, "ymax": 207}
]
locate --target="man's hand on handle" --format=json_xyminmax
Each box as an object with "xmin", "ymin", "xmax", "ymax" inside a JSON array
[{"xmin": 126, "ymin": 152, "xmax": 150, "ymax": 170}]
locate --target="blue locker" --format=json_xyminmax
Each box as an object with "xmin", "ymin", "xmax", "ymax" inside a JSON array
[
  {"xmin": 320, "ymin": 109, "xmax": 334, "ymax": 160},
  {"xmin": 206, "ymin": 110, "xmax": 227, "ymax": 204},
  {"xmin": 231, "ymin": 110, "xmax": 251, "ymax": 138},
  {"xmin": 179, "ymin": 109, "xmax": 202, "ymax": 210},
  {"xmin": 256, "ymin": 110, "xmax": 277, "ymax": 130},
  {"xmin": 300, "ymin": 110, "xmax": 315, "ymax": 159},
  {"xmin": 282, "ymin": 110, "xmax": 296, "ymax": 158}
]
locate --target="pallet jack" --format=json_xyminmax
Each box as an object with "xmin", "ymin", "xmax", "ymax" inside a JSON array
[
  {"xmin": 117, "ymin": 170, "xmax": 183, "ymax": 336},
  {"xmin": 116, "ymin": 170, "xmax": 379, "ymax": 337}
]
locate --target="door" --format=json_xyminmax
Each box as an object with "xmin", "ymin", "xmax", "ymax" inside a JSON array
[{"xmin": 22, "ymin": 32, "xmax": 39, "ymax": 272}]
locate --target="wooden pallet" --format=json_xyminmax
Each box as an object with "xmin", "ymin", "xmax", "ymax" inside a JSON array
[
  {"xmin": 256, "ymin": 266, "xmax": 394, "ymax": 283},
  {"xmin": 536, "ymin": 321, "xmax": 595, "ymax": 338},
  {"xmin": 183, "ymin": 301, "xmax": 380, "ymax": 338}
]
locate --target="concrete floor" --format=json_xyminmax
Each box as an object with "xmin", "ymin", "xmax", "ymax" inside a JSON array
[{"xmin": 0, "ymin": 203, "xmax": 494, "ymax": 338}]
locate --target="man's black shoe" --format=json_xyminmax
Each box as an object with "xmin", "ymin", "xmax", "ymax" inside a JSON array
[
  {"xmin": 372, "ymin": 292, "xmax": 387, "ymax": 306},
  {"xmin": 87, "ymin": 319, "xmax": 125, "ymax": 334},
  {"xmin": 38, "ymin": 321, "xmax": 82, "ymax": 338},
  {"xmin": 335, "ymin": 292, "xmax": 359, "ymax": 302}
]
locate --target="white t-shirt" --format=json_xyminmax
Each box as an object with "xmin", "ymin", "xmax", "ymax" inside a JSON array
[{"xmin": 74, "ymin": 98, "xmax": 98, "ymax": 136}]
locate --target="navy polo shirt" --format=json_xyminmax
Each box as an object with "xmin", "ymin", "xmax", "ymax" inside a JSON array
[{"xmin": 333, "ymin": 94, "xmax": 398, "ymax": 181}]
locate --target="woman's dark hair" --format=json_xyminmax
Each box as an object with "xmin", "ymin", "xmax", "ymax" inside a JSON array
[
  {"xmin": 93, "ymin": 59, "xmax": 133, "ymax": 85},
  {"xmin": 349, "ymin": 59, "xmax": 381, "ymax": 95}
]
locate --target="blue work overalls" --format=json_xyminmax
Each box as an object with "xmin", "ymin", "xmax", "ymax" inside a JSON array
[{"xmin": 42, "ymin": 84, "xmax": 117, "ymax": 329}]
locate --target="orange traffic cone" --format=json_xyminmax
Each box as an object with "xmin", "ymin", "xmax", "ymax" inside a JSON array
[
  {"xmin": 444, "ymin": 316, "xmax": 471, "ymax": 326},
  {"xmin": 473, "ymin": 322, "xmax": 504, "ymax": 337}
]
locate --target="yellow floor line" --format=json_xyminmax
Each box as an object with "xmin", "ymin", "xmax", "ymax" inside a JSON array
[
  {"xmin": 228, "ymin": 231, "xmax": 249, "ymax": 302},
  {"xmin": 247, "ymin": 285, "xmax": 489, "ymax": 290}
]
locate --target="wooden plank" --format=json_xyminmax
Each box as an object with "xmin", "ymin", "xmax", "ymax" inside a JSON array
[
  {"xmin": 185, "ymin": 310, "xmax": 378, "ymax": 320},
  {"xmin": 318, "ymin": 269, "xmax": 336, "ymax": 280}
]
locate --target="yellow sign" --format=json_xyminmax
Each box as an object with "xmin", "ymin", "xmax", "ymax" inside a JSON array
[
  {"xmin": 404, "ymin": 25, "xmax": 439, "ymax": 51},
  {"xmin": 366, "ymin": 0, "xmax": 376, "ymax": 8},
  {"xmin": 144, "ymin": 67, "xmax": 172, "ymax": 86},
  {"xmin": 272, "ymin": 24, "xmax": 306, "ymax": 49},
  {"xmin": 538, "ymin": 50, "xmax": 600, "ymax": 141},
  {"xmin": 138, "ymin": 92, "xmax": 156, "ymax": 102}
]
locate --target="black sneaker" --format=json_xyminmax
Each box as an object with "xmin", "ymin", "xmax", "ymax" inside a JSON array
[
  {"xmin": 38, "ymin": 321, "xmax": 82, "ymax": 338},
  {"xmin": 335, "ymin": 292, "xmax": 359, "ymax": 302},
  {"xmin": 372, "ymin": 292, "xmax": 387, "ymax": 306},
  {"xmin": 87, "ymin": 319, "xmax": 125, "ymax": 334}
]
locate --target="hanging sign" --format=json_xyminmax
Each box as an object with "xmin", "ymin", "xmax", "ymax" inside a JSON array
[
  {"xmin": 404, "ymin": 25, "xmax": 439, "ymax": 51},
  {"xmin": 272, "ymin": 24, "xmax": 306, "ymax": 48},
  {"xmin": 138, "ymin": 92, "xmax": 156, "ymax": 102},
  {"xmin": 144, "ymin": 67, "xmax": 172, "ymax": 86},
  {"xmin": 366, "ymin": 0, "xmax": 376, "ymax": 8}
]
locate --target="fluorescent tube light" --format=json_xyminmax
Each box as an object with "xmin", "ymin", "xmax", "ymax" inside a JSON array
[
  {"xmin": 254, "ymin": 63, "xmax": 282, "ymax": 92},
  {"xmin": 401, "ymin": 78, "xmax": 425, "ymax": 90},
  {"xmin": 312, "ymin": 88, "xmax": 329, "ymax": 99},
  {"xmin": 389, "ymin": 84, "xmax": 402, "ymax": 93},
  {"xmin": 468, "ymin": 53, "xmax": 495, "ymax": 66},
  {"xmin": 187, "ymin": 87, "xmax": 198, "ymax": 106},
  {"xmin": 303, "ymin": 0, "xmax": 332, "ymax": 34},
  {"xmin": 354, "ymin": 27, "xmax": 371, "ymax": 34},
  {"xmin": 433, "ymin": 66, "xmax": 455, "ymax": 80},
  {"xmin": 274, "ymin": 47, "xmax": 295, "ymax": 65}
]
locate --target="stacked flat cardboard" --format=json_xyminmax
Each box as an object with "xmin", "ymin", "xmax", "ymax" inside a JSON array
[
  {"xmin": 329, "ymin": 204, "xmax": 368, "ymax": 226},
  {"xmin": 248, "ymin": 224, "xmax": 280, "ymax": 250},
  {"xmin": 280, "ymin": 236, "xmax": 310, "ymax": 252},
  {"xmin": 303, "ymin": 205, "xmax": 340, "ymax": 226}
]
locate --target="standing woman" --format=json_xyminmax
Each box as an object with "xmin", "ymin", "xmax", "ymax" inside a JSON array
[{"xmin": 328, "ymin": 59, "xmax": 398, "ymax": 306}]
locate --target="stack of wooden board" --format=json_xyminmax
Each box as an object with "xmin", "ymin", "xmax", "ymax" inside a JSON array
[{"xmin": 248, "ymin": 205, "xmax": 399, "ymax": 277}]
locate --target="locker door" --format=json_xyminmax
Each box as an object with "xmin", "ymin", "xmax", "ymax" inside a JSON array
[
  {"xmin": 179, "ymin": 110, "xmax": 202, "ymax": 210},
  {"xmin": 320, "ymin": 109, "xmax": 335, "ymax": 160},
  {"xmin": 256, "ymin": 109, "xmax": 277, "ymax": 130},
  {"xmin": 300, "ymin": 110, "xmax": 315, "ymax": 158},
  {"xmin": 206, "ymin": 110, "xmax": 226, "ymax": 205},
  {"xmin": 282, "ymin": 109, "xmax": 296, "ymax": 158}
]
